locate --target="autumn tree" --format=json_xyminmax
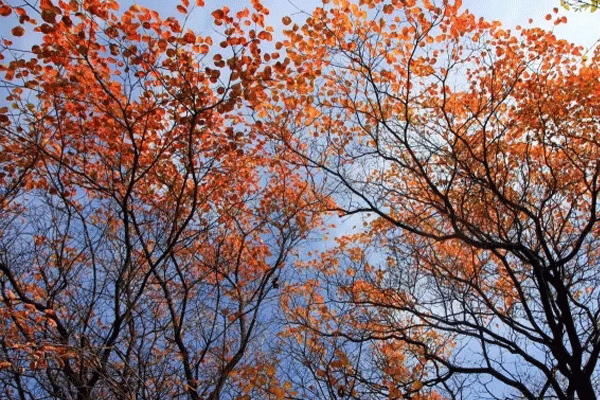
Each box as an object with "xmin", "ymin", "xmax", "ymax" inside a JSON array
[
  {"xmin": 262, "ymin": 0, "xmax": 600, "ymax": 399},
  {"xmin": 0, "ymin": 0, "xmax": 322, "ymax": 399}
]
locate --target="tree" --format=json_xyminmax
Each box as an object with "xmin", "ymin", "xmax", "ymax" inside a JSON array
[
  {"xmin": 263, "ymin": 0, "xmax": 600, "ymax": 398},
  {"xmin": 0, "ymin": 0, "xmax": 322, "ymax": 399},
  {"xmin": 561, "ymin": 0, "xmax": 600, "ymax": 12}
]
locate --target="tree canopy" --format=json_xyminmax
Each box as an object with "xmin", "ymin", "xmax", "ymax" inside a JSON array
[{"xmin": 0, "ymin": 0, "xmax": 599, "ymax": 399}]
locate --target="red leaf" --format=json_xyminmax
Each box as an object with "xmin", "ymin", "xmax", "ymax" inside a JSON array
[
  {"xmin": 11, "ymin": 26, "xmax": 24, "ymax": 37},
  {"xmin": 0, "ymin": 5, "xmax": 12, "ymax": 16}
]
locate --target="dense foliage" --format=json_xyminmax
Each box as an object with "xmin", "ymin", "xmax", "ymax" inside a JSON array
[{"xmin": 0, "ymin": 0, "xmax": 598, "ymax": 399}]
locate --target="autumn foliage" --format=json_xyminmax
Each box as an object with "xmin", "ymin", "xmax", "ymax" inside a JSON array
[
  {"xmin": 1, "ymin": 0, "xmax": 600, "ymax": 399},
  {"xmin": 0, "ymin": 0, "xmax": 321, "ymax": 399},
  {"xmin": 260, "ymin": 0, "xmax": 600, "ymax": 399}
]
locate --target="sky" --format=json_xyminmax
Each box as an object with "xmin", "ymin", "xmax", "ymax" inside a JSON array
[
  {"xmin": 108, "ymin": 0, "xmax": 600, "ymax": 49},
  {"xmin": 3, "ymin": 0, "xmax": 599, "ymax": 58},
  {"xmin": 188, "ymin": 0, "xmax": 600, "ymax": 50},
  {"xmin": 465, "ymin": 0, "xmax": 600, "ymax": 49}
]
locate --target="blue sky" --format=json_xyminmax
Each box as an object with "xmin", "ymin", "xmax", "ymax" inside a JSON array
[
  {"xmin": 3, "ymin": 1, "xmax": 599, "ymax": 56},
  {"xmin": 187, "ymin": 0, "xmax": 600, "ymax": 50},
  {"xmin": 466, "ymin": 0, "xmax": 600, "ymax": 49}
]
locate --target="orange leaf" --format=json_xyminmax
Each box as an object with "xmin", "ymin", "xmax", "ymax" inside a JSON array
[
  {"xmin": 212, "ymin": 9, "xmax": 224, "ymax": 19},
  {"xmin": 41, "ymin": 10, "xmax": 56, "ymax": 24},
  {"xmin": 11, "ymin": 26, "xmax": 24, "ymax": 37},
  {"xmin": 0, "ymin": 5, "xmax": 11, "ymax": 16},
  {"xmin": 257, "ymin": 31, "xmax": 272, "ymax": 40}
]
